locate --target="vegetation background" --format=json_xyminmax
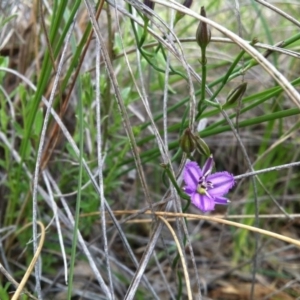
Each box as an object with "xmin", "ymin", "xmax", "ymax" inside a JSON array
[{"xmin": 1, "ymin": 0, "xmax": 300, "ymax": 299}]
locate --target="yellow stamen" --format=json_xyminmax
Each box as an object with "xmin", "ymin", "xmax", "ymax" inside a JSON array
[{"xmin": 197, "ymin": 185, "xmax": 206, "ymax": 195}]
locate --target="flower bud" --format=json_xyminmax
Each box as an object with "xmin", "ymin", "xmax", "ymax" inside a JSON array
[
  {"xmin": 196, "ymin": 6, "xmax": 211, "ymax": 49},
  {"xmin": 183, "ymin": 0, "xmax": 193, "ymax": 9},
  {"xmin": 144, "ymin": 0, "xmax": 155, "ymax": 10},
  {"xmin": 225, "ymin": 82, "xmax": 247, "ymax": 106},
  {"xmin": 175, "ymin": 0, "xmax": 193, "ymax": 23},
  {"xmin": 179, "ymin": 128, "xmax": 196, "ymax": 155},
  {"xmin": 193, "ymin": 134, "xmax": 210, "ymax": 157},
  {"xmin": 182, "ymin": 0, "xmax": 193, "ymax": 8}
]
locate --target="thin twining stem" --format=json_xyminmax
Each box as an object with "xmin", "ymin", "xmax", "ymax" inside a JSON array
[{"xmin": 234, "ymin": 161, "xmax": 300, "ymax": 180}]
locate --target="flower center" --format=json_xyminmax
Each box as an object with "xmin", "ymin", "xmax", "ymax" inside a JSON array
[{"xmin": 196, "ymin": 176, "xmax": 213, "ymax": 194}]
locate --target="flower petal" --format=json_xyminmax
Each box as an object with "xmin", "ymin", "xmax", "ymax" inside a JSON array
[
  {"xmin": 202, "ymin": 155, "xmax": 214, "ymax": 177},
  {"xmin": 191, "ymin": 193, "xmax": 215, "ymax": 212},
  {"xmin": 207, "ymin": 172, "xmax": 235, "ymax": 196},
  {"xmin": 183, "ymin": 162, "xmax": 202, "ymax": 191},
  {"xmin": 213, "ymin": 196, "xmax": 230, "ymax": 205},
  {"xmin": 184, "ymin": 186, "xmax": 195, "ymax": 196}
]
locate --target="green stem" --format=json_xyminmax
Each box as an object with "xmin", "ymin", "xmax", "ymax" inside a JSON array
[
  {"xmin": 128, "ymin": 4, "xmax": 187, "ymax": 78},
  {"xmin": 176, "ymin": 270, "xmax": 183, "ymax": 300},
  {"xmin": 116, "ymin": 105, "xmax": 300, "ymax": 177},
  {"xmin": 67, "ymin": 72, "xmax": 83, "ymax": 300},
  {"xmin": 197, "ymin": 46, "xmax": 207, "ymax": 118},
  {"xmin": 209, "ymin": 49, "xmax": 246, "ymax": 103},
  {"xmin": 139, "ymin": 17, "xmax": 149, "ymax": 48},
  {"xmin": 160, "ymin": 164, "xmax": 190, "ymax": 201}
]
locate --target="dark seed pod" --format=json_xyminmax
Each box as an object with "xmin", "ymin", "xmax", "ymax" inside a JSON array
[
  {"xmin": 179, "ymin": 128, "xmax": 196, "ymax": 155},
  {"xmin": 196, "ymin": 6, "xmax": 211, "ymax": 49},
  {"xmin": 226, "ymin": 82, "xmax": 247, "ymax": 105}
]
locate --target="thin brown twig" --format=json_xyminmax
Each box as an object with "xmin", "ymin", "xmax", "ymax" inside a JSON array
[
  {"xmin": 10, "ymin": 221, "xmax": 45, "ymax": 300},
  {"xmin": 158, "ymin": 216, "xmax": 192, "ymax": 300},
  {"xmin": 0, "ymin": 263, "xmax": 38, "ymax": 300},
  {"xmin": 40, "ymin": 0, "xmax": 106, "ymax": 170}
]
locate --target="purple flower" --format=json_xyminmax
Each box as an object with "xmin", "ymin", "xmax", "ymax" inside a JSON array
[{"xmin": 183, "ymin": 156, "xmax": 235, "ymax": 212}]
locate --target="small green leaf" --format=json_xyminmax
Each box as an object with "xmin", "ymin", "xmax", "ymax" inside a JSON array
[{"xmin": 33, "ymin": 108, "xmax": 44, "ymax": 137}]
